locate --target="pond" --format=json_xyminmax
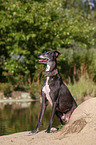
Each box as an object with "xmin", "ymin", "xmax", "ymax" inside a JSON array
[{"xmin": 0, "ymin": 101, "xmax": 60, "ymax": 136}]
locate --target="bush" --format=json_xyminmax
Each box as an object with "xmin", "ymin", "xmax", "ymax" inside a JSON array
[{"xmin": 0, "ymin": 0, "xmax": 96, "ymax": 87}]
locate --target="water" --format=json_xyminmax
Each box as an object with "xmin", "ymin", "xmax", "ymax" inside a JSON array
[{"xmin": 0, "ymin": 101, "xmax": 60, "ymax": 136}]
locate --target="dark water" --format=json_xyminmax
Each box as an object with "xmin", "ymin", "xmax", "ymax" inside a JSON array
[{"xmin": 0, "ymin": 101, "xmax": 60, "ymax": 136}]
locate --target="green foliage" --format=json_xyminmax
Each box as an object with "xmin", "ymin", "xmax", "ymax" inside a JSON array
[
  {"xmin": 58, "ymin": 48, "xmax": 96, "ymax": 82},
  {"xmin": 0, "ymin": 0, "xmax": 96, "ymax": 87},
  {"xmin": 68, "ymin": 74, "xmax": 96, "ymax": 104},
  {"xmin": 3, "ymin": 84, "xmax": 12, "ymax": 97}
]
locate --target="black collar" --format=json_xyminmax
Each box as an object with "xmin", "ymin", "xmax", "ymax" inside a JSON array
[{"xmin": 44, "ymin": 69, "xmax": 58, "ymax": 77}]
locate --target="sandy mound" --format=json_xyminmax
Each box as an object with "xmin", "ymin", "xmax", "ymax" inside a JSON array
[{"xmin": 0, "ymin": 98, "xmax": 96, "ymax": 145}]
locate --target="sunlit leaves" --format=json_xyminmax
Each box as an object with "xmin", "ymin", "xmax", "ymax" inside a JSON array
[{"xmin": 0, "ymin": 0, "xmax": 96, "ymax": 84}]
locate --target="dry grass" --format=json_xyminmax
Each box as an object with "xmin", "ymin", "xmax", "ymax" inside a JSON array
[{"xmin": 67, "ymin": 74, "xmax": 96, "ymax": 104}]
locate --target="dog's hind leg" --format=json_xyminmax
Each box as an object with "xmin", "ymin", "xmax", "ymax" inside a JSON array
[
  {"xmin": 61, "ymin": 112, "xmax": 71, "ymax": 124},
  {"xmin": 55, "ymin": 110, "xmax": 65, "ymax": 125},
  {"xmin": 55, "ymin": 111, "xmax": 69, "ymax": 125},
  {"xmin": 56, "ymin": 101, "xmax": 77, "ymax": 125},
  {"xmin": 61, "ymin": 101, "xmax": 77, "ymax": 124}
]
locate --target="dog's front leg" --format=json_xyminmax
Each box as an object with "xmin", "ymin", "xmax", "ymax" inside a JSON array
[
  {"xmin": 30, "ymin": 93, "xmax": 48, "ymax": 134},
  {"xmin": 46, "ymin": 102, "xmax": 57, "ymax": 133}
]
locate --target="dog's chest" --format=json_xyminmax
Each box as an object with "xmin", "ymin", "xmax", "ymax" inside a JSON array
[{"xmin": 42, "ymin": 77, "xmax": 53, "ymax": 106}]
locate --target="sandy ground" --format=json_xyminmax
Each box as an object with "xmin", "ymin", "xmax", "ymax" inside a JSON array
[
  {"xmin": 0, "ymin": 128, "xmax": 96, "ymax": 145},
  {"xmin": 0, "ymin": 98, "xmax": 96, "ymax": 145}
]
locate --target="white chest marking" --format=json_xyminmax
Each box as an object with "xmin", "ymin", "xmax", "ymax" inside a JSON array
[
  {"xmin": 46, "ymin": 64, "xmax": 50, "ymax": 71},
  {"xmin": 42, "ymin": 64, "xmax": 53, "ymax": 106},
  {"xmin": 42, "ymin": 77, "xmax": 53, "ymax": 106}
]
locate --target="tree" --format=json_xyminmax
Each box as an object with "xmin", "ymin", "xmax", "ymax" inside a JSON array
[{"xmin": 0, "ymin": 0, "xmax": 96, "ymax": 86}]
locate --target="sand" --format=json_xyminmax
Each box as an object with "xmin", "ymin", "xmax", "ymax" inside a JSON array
[{"xmin": 0, "ymin": 98, "xmax": 96, "ymax": 145}]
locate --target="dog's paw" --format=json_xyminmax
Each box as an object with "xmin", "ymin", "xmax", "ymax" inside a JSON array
[
  {"xmin": 45, "ymin": 129, "xmax": 50, "ymax": 133},
  {"xmin": 29, "ymin": 130, "xmax": 38, "ymax": 135}
]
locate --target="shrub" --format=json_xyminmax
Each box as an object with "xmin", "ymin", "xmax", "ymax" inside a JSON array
[{"xmin": 0, "ymin": 0, "xmax": 96, "ymax": 86}]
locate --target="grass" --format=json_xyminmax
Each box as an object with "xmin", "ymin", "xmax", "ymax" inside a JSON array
[
  {"xmin": 0, "ymin": 73, "xmax": 96, "ymax": 104},
  {"xmin": 67, "ymin": 74, "xmax": 96, "ymax": 105}
]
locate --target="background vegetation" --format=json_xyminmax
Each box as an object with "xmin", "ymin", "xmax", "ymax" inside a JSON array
[
  {"xmin": 0, "ymin": 0, "xmax": 96, "ymax": 136},
  {"xmin": 0, "ymin": 0, "xmax": 96, "ymax": 102}
]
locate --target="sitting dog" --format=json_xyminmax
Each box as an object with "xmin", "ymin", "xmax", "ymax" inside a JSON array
[{"xmin": 30, "ymin": 51, "xmax": 77, "ymax": 133}]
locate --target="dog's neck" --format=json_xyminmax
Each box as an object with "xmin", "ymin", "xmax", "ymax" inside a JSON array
[
  {"xmin": 44, "ymin": 62, "xmax": 58, "ymax": 77},
  {"xmin": 44, "ymin": 69, "xmax": 58, "ymax": 77}
]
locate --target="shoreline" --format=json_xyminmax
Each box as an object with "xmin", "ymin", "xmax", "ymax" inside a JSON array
[
  {"xmin": 0, "ymin": 98, "xmax": 96, "ymax": 145},
  {"xmin": 0, "ymin": 98, "xmax": 38, "ymax": 103}
]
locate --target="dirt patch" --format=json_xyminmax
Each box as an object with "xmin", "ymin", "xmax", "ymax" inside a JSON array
[{"xmin": 60, "ymin": 118, "xmax": 87, "ymax": 137}]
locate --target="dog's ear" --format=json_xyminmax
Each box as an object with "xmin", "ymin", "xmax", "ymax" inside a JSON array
[{"xmin": 54, "ymin": 51, "xmax": 61, "ymax": 58}]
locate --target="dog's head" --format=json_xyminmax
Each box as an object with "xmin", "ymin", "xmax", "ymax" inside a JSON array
[{"xmin": 38, "ymin": 51, "xmax": 61, "ymax": 64}]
